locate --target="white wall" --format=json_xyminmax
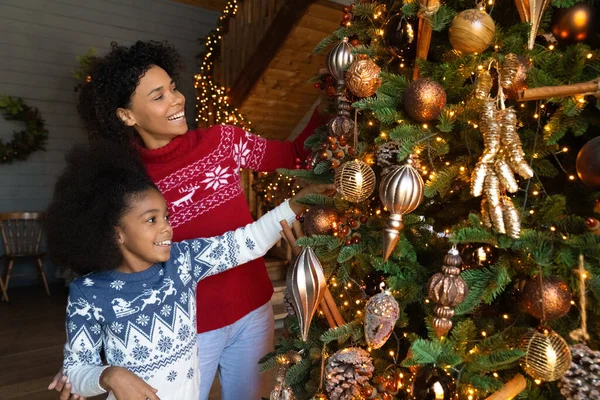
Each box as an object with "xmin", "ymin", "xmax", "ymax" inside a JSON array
[{"xmin": 0, "ymin": 0, "xmax": 218, "ymax": 287}]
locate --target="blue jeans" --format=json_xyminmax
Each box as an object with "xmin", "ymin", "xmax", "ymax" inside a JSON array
[{"xmin": 197, "ymin": 301, "xmax": 274, "ymax": 400}]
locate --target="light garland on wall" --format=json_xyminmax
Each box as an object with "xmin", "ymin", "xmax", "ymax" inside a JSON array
[{"xmin": 195, "ymin": 0, "xmax": 253, "ymax": 131}]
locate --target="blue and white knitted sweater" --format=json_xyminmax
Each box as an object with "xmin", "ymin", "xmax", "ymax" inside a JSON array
[{"xmin": 63, "ymin": 201, "xmax": 296, "ymax": 400}]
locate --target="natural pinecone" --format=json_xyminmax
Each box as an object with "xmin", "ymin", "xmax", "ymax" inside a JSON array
[
  {"xmin": 325, "ymin": 347, "xmax": 374, "ymax": 400},
  {"xmin": 283, "ymin": 288, "xmax": 296, "ymax": 317},
  {"xmin": 376, "ymin": 141, "xmax": 400, "ymax": 174},
  {"xmin": 559, "ymin": 344, "xmax": 600, "ymax": 400}
]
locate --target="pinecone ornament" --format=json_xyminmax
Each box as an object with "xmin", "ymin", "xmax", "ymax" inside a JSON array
[
  {"xmin": 325, "ymin": 347, "xmax": 374, "ymax": 400},
  {"xmin": 559, "ymin": 344, "xmax": 600, "ymax": 399}
]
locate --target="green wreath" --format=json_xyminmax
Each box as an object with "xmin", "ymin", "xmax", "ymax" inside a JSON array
[{"xmin": 0, "ymin": 96, "xmax": 48, "ymax": 164}]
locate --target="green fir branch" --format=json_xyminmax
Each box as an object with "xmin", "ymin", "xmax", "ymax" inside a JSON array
[
  {"xmin": 401, "ymin": 339, "xmax": 443, "ymax": 366},
  {"xmin": 320, "ymin": 320, "xmax": 363, "ymax": 344},
  {"xmin": 338, "ymin": 244, "xmax": 365, "ymax": 263},
  {"xmin": 295, "ymin": 194, "xmax": 336, "ymax": 208},
  {"xmin": 286, "ymin": 358, "xmax": 313, "ymax": 386}
]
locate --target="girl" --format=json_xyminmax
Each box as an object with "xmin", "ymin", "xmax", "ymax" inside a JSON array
[
  {"xmin": 46, "ymin": 141, "xmax": 332, "ymax": 400},
  {"xmin": 51, "ymin": 40, "xmax": 329, "ymax": 400}
]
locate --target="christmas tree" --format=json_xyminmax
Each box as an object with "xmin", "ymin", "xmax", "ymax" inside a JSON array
[{"xmin": 257, "ymin": 0, "xmax": 600, "ymax": 399}]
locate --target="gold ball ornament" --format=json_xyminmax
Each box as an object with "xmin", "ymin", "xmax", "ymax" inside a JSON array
[
  {"xmin": 378, "ymin": 160, "xmax": 424, "ymax": 260},
  {"xmin": 345, "ymin": 55, "xmax": 382, "ymax": 98},
  {"xmin": 334, "ymin": 160, "xmax": 376, "ymax": 203},
  {"xmin": 519, "ymin": 276, "xmax": 572, "ymax": 321},
  {"xmin": 303, "ymin": 206, "xmax": 339, "ymax": 236},
  {"xmin": 449, "ymin": 9, "xmax": 495, "ymax": 54},
  {"xmin": 521, "ymin": 327, "xmax": 572, "ymax": 382},
  {"xmin": 403, "ymin": 79, "xmax": 447, "ymax": 122}
]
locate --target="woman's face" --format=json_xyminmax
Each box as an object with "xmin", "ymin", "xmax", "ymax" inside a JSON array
[{"xmin": 118, "ymin": 65, "xmax": 188, "ymax": 149}]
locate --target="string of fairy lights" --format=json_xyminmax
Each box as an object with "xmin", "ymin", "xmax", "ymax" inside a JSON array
[{"xmin": 195, "ymin": 0, "xmax": 252, "ymax": 130}]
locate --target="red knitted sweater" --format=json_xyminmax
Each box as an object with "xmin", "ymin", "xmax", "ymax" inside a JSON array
[{"xmin": 138, "ymin": 109, "xmax": 325, "ymax": 333}]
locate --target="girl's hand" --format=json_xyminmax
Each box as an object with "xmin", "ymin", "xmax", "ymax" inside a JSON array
[
  {"xmin": 48, "ymin": 370, "xmax": 86, "ymax": 400},
  {"xmin": 289, "ymin": 184, "xmax": 336, "ymax": 215},
  {"xmin": 100, "ymin": 366, "xmax": 160, "ymax": 400}
]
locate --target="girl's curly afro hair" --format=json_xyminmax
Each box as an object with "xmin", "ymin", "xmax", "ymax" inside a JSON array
[
  {"xmin": 46, "ymin": 140, "xmax": 158, "ymax": 275},
  {"xmin": 78, "ymin": 40, "xmax": 182, "ymax": 144}
]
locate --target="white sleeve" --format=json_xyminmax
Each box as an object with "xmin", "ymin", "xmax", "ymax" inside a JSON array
[
  {"xmin": 63, "ymin": 283, "xmax": 109, "ymax": 396},
  {"xmin": 172, "ymin": 200, "xmax": 297, "ymax": 283}
]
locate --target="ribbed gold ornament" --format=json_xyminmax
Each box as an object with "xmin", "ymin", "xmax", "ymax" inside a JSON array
[
  {"xmin": 470, "ymin": 162, "xmax": 488, "ymax": 197},
  {"xmin": 287, "ymin": 247, "xmax": 326, "ymax": 341},
  {"xmin": 345, "ymin": 55, "xmax": 382, "ymax": 98},
  {"xmin": 326, "ymin": 38, "xmax": 354, "ymax": 85},
  {"xmin": 475, "ymin": 70, "xmax": 493, "ymax": 100},
  {"xmin": 501, "ymin": 195, "xmax": 521, "ymax": 239},
  {"xmin": 500, "ymin": 108, "xmax": 534, "ymax": 179},
  {"xmin": 495, "ymin": 158, "xmax": 519, "ymax": 193},
  {"xmin": 378, "ymin": 161, "xmax": 424, "ymax": 260},
  {"xmin": 335, "ymin": 160, "xmax": 376, "ymax": 203},
  {"xmin": 521, "ymin": 327, "xmax": 572, "ymax": 382}
]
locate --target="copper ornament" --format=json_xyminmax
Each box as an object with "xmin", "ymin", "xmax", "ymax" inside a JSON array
[
  {"xmin": 427, "ymin": 248, "xmax": 468, "ymax": 337},
  {"xmin": 521, "ymin": 327, "xmax": 571, "ymax": 382},
  {"xmin": 519, "ymin": 276, "xmax": 572, "ymax": 321},
  {"xmin": 326, "ymin": 38, "xmax": 354, "ymax": 85},
  {"xmin": 345, "ymin": 55, "xmax": 382, "ymax": 98},
  {"xmin": 303, "ymin": 206, "xmax": 339, "ymax": 237},
  {"xmin": 378, "ymin": 161, "xmax": 424, "ymax": 261},
  {"xmin": 335, "ymin": 160, "xmax": 376, "ymax": 203},
  {"xmin": 364, "ymin": 291, "xmax": 400, "ymax": 349},
  {"xmin": 403, "ymin": 79, "xmax": 447, "ymax": 122},
  {"xmin": 287, "ymin": 247, "xmax": 327, "ymax": 341}
]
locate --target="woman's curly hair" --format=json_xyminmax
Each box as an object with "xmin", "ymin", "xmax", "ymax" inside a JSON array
[
  {"xmin": 78, "ymin": 40, "xmax": 182, "ymax": 144},
  {"xmin": 45, "ymin": 140, "xmax": 158, "ymax": 275}
]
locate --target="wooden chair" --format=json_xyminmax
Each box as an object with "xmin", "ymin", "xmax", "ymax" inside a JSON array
[{"xmin": 0, "ymin": 212, "xmax": 50, "ymax": 301}]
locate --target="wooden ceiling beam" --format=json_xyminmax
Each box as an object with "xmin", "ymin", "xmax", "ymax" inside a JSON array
[{"xmin": 227, "ymin": 0, "xmax": 317, "ymax": 108}]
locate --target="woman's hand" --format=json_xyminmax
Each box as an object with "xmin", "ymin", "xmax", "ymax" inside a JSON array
[
  {"xmin": 100, "ymin": 366, "xmax": 160, "ymax": 400},
  {"xmin": 48, "ymin": 370, "xmax": 86, "ymax": 400},
  {"xmin": 289, "ymin": 183, "xmax": 336, "ymax": 215}
]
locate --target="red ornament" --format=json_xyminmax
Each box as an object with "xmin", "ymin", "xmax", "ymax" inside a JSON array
[{"xmin": 314, "ymin": 82, "xmax": 321, "ymax": 89}]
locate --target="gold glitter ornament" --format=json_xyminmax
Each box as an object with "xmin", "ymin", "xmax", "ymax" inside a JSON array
[
  {"xmin": 448, "ymin": 9, "xmax": 496, "ymax": 54},
  {"xmin": 495, "ymin": 158, "xmax": 519, "ymax": 193},
  {"xmin": 378, "ymin": 160, "xmax": 424, "ymax": 260},
  {"xmin": 335, "ymin": 160, "xmax": 376, "ymax": 203},
  {"xmin": 481, "ymin": 197, "xmax": 492, "ymax": 228},
  {"xmin": 470, "ymin": 162, "xmax": 488, "ymax": 197},
  {"xmin": 475, "ymin": 70, "xmax": 493, "ymax": 100},
  {"xmin": 427, "ymin": 248, "xmax": 468, "ymax": 337},
  {"xmin": 489, "ymin": 201, "xmax": 506, "ymax": 234},
  {"xmin": 364, "ymin": 290, "xmax": 400, "ymax": 349},
  {"xmin": 521, "ymin": 327, "xmax": 571, "ymax": 382},
  {"xmin": 345, "ymin": 55, "xmax": 382, "ymax": 98},
  {"xmin": 403, "ymin": 79, "xmax": 447, "ymax": 122},
  {"xmin": 484, "ymin": 172, "xmax": 501, "ymax": 207},
  {"xmin": 500, "ymin": 53, "xmax": 531, "ymax": 99},
  {"xmin": 501, "ymin": 195, "xmax": 521, "ymax": 239},
  {"xmin": 499, "ymin": 108, "xmax": 533, "ymax": 179}
]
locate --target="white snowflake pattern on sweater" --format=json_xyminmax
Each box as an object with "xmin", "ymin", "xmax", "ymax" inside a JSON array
[{"xmin": 62, "ymin": 201, "xmax": 296, "ymax": 400}]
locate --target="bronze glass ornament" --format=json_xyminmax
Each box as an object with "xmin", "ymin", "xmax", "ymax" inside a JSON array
[
  {"xmin": 459, "ymin": 243, "xmax": 499, "ymax": 269},
  {"xmin": 383, "ymin": 12, "xmax": 418, "ymax": 61},
  {"xmin": 345, "ymin": 55, "xmax": 382, "ymax": 98},
  {"xmin": 334, "ymin": 160, "xmax": 376, "ymax": 203},
  {"xmin": 519, "ymin": 276, "xmax": 572, "ymax": 321},
  {"xmin": 303, "ymin": 206, "xmax": 338, "ymax": 237},
  {"xmin": 364, "ymin": 291, "xmax": 400, "ymax": 349},
  {"xmin": 378, "ymin": 161, "xmax": 424, "ymax": 261},
  {"xmin": 326, "ymin": 38, "xmax": 354, "ymax": 86},
  {"xmin": 287, "ymin": 247, "xmax": 326, "ymax": 341},
  {"xmin": 328, "ymin": 115, "xmax": 354, "ymax": 138},
  {"xmin": 448, "ymin": 9, "xmax": 496, "ymax": 54},
  {"xmin": 576, "ymin": 136, "xmax": 600, "ymax": 188},
  {"xmin": 411, "ymin": 365, "xmax": 456, "ymax": 400},
  {"xmin": 403, "ymin": 79, "xmax": 447, "ymax": 122},
  {"xmin": 427, "ymin": 248, "xmax": 468, "ymax": 337},
  {"xmin": 521, "ymin": 327, "xmax": 572, "ymax": 382}
]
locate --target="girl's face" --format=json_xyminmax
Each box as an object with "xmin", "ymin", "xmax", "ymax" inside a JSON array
[
  {"xmin": 118, "ymin": 65, "xmax": 188, "ymax": 149},
  {"xmin": 116, "ymin": 188, "xmax": 173, "ymax": 273}
]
